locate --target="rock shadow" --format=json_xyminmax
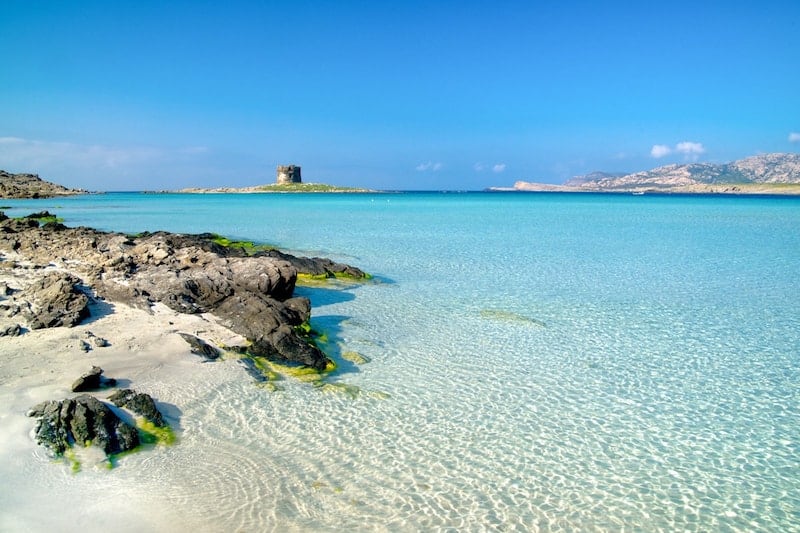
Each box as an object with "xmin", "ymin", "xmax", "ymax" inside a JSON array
[
  {"xmin": 80, "ymin": 292, "xmax": 116, "ymax": 325},
  {"xmin": 311, "ymin": 314, "xmax": 362, "ymax": 377}
]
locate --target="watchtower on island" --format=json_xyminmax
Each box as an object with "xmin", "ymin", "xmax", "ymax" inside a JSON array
[{"xmin": 276, "ymin": 165, "xmax": 302, "ymax": 184}]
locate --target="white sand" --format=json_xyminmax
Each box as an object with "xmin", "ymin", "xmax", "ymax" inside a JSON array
[{"xmin": 0, "ymin": 261, "xmax": 251, "ymax": 532}]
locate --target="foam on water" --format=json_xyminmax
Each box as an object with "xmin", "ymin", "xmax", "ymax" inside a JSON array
[{"xmin": 1, "ymin": 192, "xmax": 799, "ymax": 531}]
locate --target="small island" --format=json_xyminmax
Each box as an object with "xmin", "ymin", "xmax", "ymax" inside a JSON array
[{"xmin": 180, "ymin": 164, "xmax": 374, "ymax": 193}]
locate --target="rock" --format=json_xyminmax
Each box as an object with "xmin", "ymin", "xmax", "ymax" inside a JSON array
[
  {"xmin": 71, "ymin": 366, "xmax": 117, "ymax": 392},
  {"xmin": 93, "ymin": 336, "xmax": 109, "ymax": 347},
  {"xmin": 263, "ymin": 249, "xmax": 368, "ymax": 279},
  {"xmin": 108, "ymin": 389, "xmax": 166, "ymax": 427},
  {"xmin": 0, "ymin": 216, "xmax": 365, "ymax": 369},
  {"xmin": 215, "ymin": 293, "xmax": 330, "ymax": 370},
  {"xmin": 22, "ymin": 272, "xmax": 89, "ymax": 329},
  {"xmin": 85, "ymin": 330, "xmax": 110, "ymax": 347},
  {"xmin": 27, "ymin": 395, "xmax": 139, "ymax": 456},
  {"xmin": 266, "ymin": 324, "xmax": 329, "ymax": 369},
  {"xmin": 178, "ymin": 332, "xmax": 222, "ymax": 361},
  {"xmin": 0, "ymin": 323, "xmax": 21, "ymax": 337}
]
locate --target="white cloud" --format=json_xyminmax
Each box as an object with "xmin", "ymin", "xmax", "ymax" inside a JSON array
[
  {"xmin": 474, "ymin": 163, "xmax": 486, "ymax": 172},
  {"xmin": 789, "ymin": 132, "xmax": 800, "ymax": 143},
  {"xmin": 0, "ymin": 136, "xmax": 164, "ymax": 169},
  {"xmin": 650, "ymin": 144, "xmax": 672, "ymax": 158},
  {"xmin": 416, "ymin": 161, "xmax": 442, "ymax": 172},
  {"xmin": 492, "ymin": 163, "xmax": 506, "ymax": 173},
  {"xmin": 651, "ymin": 141, "xmax": 706, "ymax": 160},
  {"xmin": 675, "ymin": 141, "xmax": 705, "ymax": 155}
]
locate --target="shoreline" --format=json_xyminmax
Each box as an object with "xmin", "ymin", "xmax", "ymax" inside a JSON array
[
  {"xmin": 488, "ymin": 182, "xmax": 800, "ymax": 195},
  {"xmin": 0, "ymin": 211, "xmax": 370, "ymax": 469}
]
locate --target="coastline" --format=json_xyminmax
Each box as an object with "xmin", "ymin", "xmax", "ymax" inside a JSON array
[
  {"xmin": 0, "ymin": 211, "xmax": 369, "ymax": 469},
  {"xmin": 488, "ymin": 182, "xmax": 800, "ymax": 195}
]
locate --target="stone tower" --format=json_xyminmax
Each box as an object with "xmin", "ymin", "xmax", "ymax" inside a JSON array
[{"xmin": 276, "ymin": 165, "xmax": 302, "ymax": 184}]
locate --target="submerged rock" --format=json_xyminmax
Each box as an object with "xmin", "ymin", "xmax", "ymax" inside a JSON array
[{"xmin": 27, "ymin": 395, "xmax": 139, "ymax": 456}]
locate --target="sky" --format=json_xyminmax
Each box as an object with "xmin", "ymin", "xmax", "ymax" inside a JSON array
[{"xmin": 1, "ymin": 1, "xmax": 799, "ymax": 191}]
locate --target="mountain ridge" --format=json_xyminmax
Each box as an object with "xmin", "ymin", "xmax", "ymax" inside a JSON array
[{"xmin": 511, "ymin": 153, "xmax": 800, "ymax": 194}]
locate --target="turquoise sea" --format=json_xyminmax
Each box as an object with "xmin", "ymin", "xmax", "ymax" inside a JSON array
[{"xmin": 2, "ymin": 192, "xmax": 799, "ymax": 531}]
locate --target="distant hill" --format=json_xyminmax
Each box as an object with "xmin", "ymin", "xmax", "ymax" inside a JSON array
[
  {"xmin": 0, "ymin": 170, "xmax": 86, "ymax": 199},
  {"xmin": 510, "ymin": 153, "xmax": 800, "ymax": 194}
]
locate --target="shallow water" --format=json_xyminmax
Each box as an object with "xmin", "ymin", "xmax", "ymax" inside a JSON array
[{"xmin": 2, "ymin": 192, "xmax": 799, "ymax": 531}]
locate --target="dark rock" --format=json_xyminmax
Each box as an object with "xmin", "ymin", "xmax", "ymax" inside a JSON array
[
  {"xmin": 71, "ymin": 366, "xmax": 117, "ymax": 392},
  {"xmin": 23, "ymin": 272, "xmax": 89, "ymax": 329},
  {"xmin": 108, "ymin": 389, "xmax": 166, "ymax": 427},
  {"xmin": 27, "ymin": 395, "xmax": 139, "ymax": 456},
  {"xmin": 0, "ymin": 323, "xmax": 21, "ymax": 337},
  {"xmin": 24, "ymin": 210, "xmax": 56, "ymax": 220},
  {"xmin": 0, "ymin": 218, "xmax": 365, "ymax": 369},
  {"xmin": 263, "ymin": 249, "xmax": 368, "ymax": 279},
  {"xmin": 178, "ymin": 332, "xmax": 222, "ymax": 360},
  {"xmin": 267, "ymin": 324, "xmax": 329, "ymax": 370},
  {"xmin": 215, "ymin": 293, "xmax": 331, "ymax": 370}
]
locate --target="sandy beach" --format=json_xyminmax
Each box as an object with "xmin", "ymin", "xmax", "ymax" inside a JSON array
[{"xmin": 0, "ymin": 256, "xmax": 254, "ymax": 531}]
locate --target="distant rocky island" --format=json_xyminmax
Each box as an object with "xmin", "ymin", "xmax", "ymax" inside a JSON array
[
  {"xmin": 0, "ymin": 170, "xmax": 86, "ymax": 198},
  {"xmin": 180, "ymin": 164, "xmax": 373, "ymax": 193},
  {"xmin": 499, "ymin": 153, "xmax": 800, "ymax": 195},
  {"xmin": 179, "ymin": 182, "xmax": 373, "ymax": 194}
]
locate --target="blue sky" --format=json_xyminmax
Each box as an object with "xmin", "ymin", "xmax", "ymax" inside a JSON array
[{"xmin": 1, "ymin": 1, "xmax": 799, "ymax": 191}]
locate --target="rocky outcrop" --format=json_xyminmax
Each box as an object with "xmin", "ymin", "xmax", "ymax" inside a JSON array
[
  {"xmin": 27, "ymin": 395, "xmax": 140, "ymax": 456},
  {"xmin": 21, "ymin": 272, "xmax": 90, "ymax": 329},
  {"xmin": 0, "ymin": 170, "xmax": 85, "ymax": 199},
  {"xmin": 0, "ymin": 213, "xmax": 369, "ymax": 369}
]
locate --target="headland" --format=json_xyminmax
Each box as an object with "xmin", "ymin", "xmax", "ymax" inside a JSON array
[{"xmin": 491, "ymin": 153, "xmax": 800, "ymax": 195}]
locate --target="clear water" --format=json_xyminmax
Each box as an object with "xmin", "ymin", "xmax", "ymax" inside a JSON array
[{"xmin": 2, "ymin": 192, "xmax": 799, "ymax": 531}]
